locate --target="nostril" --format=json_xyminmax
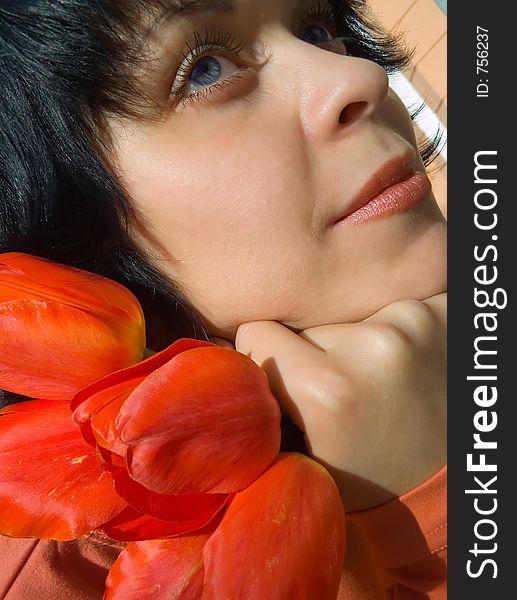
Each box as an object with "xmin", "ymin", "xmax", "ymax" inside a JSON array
[{"xmin": 339, "ymin": 101, "xmax": 369, "ymax": 125}]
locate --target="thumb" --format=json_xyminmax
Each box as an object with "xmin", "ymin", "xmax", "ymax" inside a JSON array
[{"xmin": 235, "ymin": 321, "xmax": 327, "ymax": 435}]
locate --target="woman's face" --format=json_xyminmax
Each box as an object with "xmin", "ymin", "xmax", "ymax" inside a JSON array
[{"xmin": 109, "ymin": 0, "xmax": 446, "ymax": 338}]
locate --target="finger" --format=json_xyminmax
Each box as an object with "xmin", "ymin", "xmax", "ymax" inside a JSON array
[
  {"xmin": 422, "ymin": 292, "xmax": 447, "ymax": 327},
  {"xmin": 236, "ymin": 321, "xmax": 323, "ymax": 365},
  {"xmin": 364, "ymin": 294, "xmax": 446, "ymax": 342},
  {"xmin": 366, "ymin": 292, "xmax": 447, "ymax": 323},
  {"xmin": 298, "ymin": 322, "xmax": 359, "ymax": 353},
  {"xmin": 300, "ymin": 294, "xmax": 447, "ymax": 351},
  {"xmin": 235, "ymin": 321, "xmax": 326, "ymax": 431}
]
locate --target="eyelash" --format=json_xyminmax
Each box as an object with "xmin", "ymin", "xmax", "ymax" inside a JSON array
[
  {"xmin": 171, "ymin": 29, "xmax": 249, "ymax": 107},
  {"xmin": 169, "ymin": 1, "xmax": 387, "ymax": 109},
  {"xmin": 171, "ymin": 2, "xmax": 345, "ymax": 108},
  {"xmin": 303, "ymin": 1, "xmax": 338, "ymax": 35}
]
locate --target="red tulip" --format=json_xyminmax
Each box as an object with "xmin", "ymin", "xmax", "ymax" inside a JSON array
[
  {"xmin": 104, "ymin": 531, "xmax": 214, "ymax": 600},
  {"xmin": 0, "ymin": 254, "xmax": 346, "ymax": 599},
  {"xmin": 71, "ymin": 339, "xmax": 211, "ymax": 452},
  {"xmin": 72, "ymin": 340, "xmax": 282, "ymax": 497},
  {"xmin": 0, "ymin": 387, "xmax": 230, "ymax": 544},
  {"xmin": 0, "ymin": 399, "xmax": 127, "ymax": 540},
  {"xmin": 104, "ymin": 454, "xmax": 345, "ymax": 600},
  {"xmin": 106, "ymin": 465, "xmax": 230, "ymax": 524},
  {"xmin": 1, "ymin": 322, "xmax": 281, "ymax": 547},
  {"xmin": 0, "ymin": 253, "xmax": 145, "ymax": 400},
  {"xmin": 202, "ymin": 453, "xmax": 346, "ymax": 600},
  {"xmin": 98, "ymin": 503, "xmax": 227, "ymax": 543},
  {"xmin": 101, "ymin": 454, "xmax": 346, "ymax": 599}
]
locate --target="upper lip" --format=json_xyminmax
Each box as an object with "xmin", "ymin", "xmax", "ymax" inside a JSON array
[{"xmin": 333, "ymin": 150, "xmax": 417, "ymax": 224}]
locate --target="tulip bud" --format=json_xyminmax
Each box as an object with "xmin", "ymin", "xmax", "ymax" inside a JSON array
[{"xmin": 0, "ymin": 253, "xmax": 145, "ymax": 400}]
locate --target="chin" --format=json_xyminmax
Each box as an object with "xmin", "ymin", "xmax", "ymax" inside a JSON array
[
  {"xmin": 362, "ymin": 232, "xmax": 447, "ymax": 320},
  {"xmin": 297, "ymin": 221, "xmax": 447, "ymax": 329}
]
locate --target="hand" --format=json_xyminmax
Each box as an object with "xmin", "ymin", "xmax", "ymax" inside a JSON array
[{"xmin": 233, "ymin": 293, "xmax": 446, "ymax": 511}]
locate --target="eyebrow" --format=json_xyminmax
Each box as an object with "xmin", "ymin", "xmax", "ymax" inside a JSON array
[{"xmin": 156, "ymin": 0, "xmax": 238, "ymax": 26}]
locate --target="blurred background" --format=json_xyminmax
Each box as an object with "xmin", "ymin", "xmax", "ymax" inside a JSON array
[{"xmin": 368, "ymin": 0, "xmax": 447, "ymax": 216}]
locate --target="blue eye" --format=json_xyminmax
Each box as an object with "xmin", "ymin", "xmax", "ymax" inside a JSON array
[
  {"xmin": 301, "ymin": 24, "xmax": 349, "ymax": 55},
  {"xmin": 185, "ymin": 55, "xmax": 239, "ymax": 95},
  {"xmin": 302, "ymin": 24, "xmax": 333, "ymax": 46},
  {"xmin": 190, "ymin": 56, "xmax": 222, "ymax": 86}
]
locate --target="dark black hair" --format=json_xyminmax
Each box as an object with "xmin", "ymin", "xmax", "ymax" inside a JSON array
[
  {"xmin": 0, "ymin": 0, "xmax": 440, "ymax": 409},
  {"xmin": 0, "ymin": 0, "xmax": 209, "ymax": 351}
]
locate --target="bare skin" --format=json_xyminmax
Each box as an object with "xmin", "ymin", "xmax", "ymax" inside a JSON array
[
  {"xmin": 109, "ymin": 0, "xmax": 447, "ymax": 511},
  {"xmin": 235, "ymin": 293, "xmax": 446, "ymax": 511}
]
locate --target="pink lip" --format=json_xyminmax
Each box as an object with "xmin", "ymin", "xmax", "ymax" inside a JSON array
[{"xmin": 334, "ymin": 152, "xmax": 432, "ymax": 225}]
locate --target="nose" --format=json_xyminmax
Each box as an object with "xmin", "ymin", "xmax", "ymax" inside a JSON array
[{"xmin": 290, "ymin": 39, "xmax": 390, "ymax": 141}]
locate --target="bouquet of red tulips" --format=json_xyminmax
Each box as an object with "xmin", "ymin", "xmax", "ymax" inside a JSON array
[{"xmin": 0, "ymin": 253, "xmax": 345, "ymax": 599}]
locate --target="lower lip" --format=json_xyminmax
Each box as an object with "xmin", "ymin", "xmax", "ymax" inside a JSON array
[{"xmin": 338, "ymin": 173, "xmax": 432, "ymax": 225}]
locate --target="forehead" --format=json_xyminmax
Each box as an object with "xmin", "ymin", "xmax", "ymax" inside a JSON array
[
  {"xmin": 153, "ymin": 0, "xmax": 254, "ymax": 26},
  {"xmin": 140, "ymin": 0, "xmax": 337, "ymax": 67},
  {"xmin": 159, "ymin": 0, "xmax": 237, "ymax": 17},
  {"xmin": 152, "ymin": 0, "xmax": 330, "ymax": 25}
]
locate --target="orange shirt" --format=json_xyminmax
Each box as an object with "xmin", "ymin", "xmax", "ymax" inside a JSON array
[
  {"xmin": 339, "ymin": 466, "xmax": 447, "ymax": 599},
  {"xmin": 0, "ymin": 466, "xmax": 446, "ymax": 599}
]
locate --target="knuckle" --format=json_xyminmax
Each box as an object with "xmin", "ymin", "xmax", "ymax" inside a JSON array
[
  {"xmin": 368, "ymin": 323, "xmax": 411, "ymax": 363},
  {"xmin": 364, "ymin": 323, "xmax": 413, "ymax": 371},
  {"xmin": 296, "ymin": 362, "xmax": 353, "ymax": 413},
  {"xmin": 395, "ymin": 299, "xmax": 437, "ymax": 339},
  {"xmin": 398, "ymin": 298, "xmax": 434, "ymax": 319}
]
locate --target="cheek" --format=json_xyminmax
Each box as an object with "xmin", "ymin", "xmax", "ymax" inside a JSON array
[
  {"xmin": 114, "ymin": 117, "xmax": 319, "ymax": 325},
  {"xmin": 124, "ymin": 130, "xmax": 309, "ymax": 251}
]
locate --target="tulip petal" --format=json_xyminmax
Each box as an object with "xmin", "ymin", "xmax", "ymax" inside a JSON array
[
  {"xmin": 104, "ymin": 533, "xmax": 212, "ymax": 600},
  {"xmin": 0, "ymin": 300, "xmax": 141, "ymax": 401},
  {"xmin": 0, "ymin": 399, "xmax": 126, "ymax": 540},
  {"xmin": 0, "ymin": 253, "xmax": 145, "ymax": 400},
  {"xmin": 202, "ymin": 453, "xmax": 346, "ymax": 600},
  {"xmin": 108, "ymin": 466, "xmax": 230, "ymax": 523},
  {"xmin": 0, "ymin": 253, "xmax": 144, "ymax": 328},
  {"xmin": 118, "ymin": 346, "xmax": 280, "ymax": 495},
  {"xmin": 90, "ymin": 391, "xmax": 130, "ymax": 456},
  {"xmin": 99, "ymin": 502, "xmax": 225, "ymax": 542},
  {"xmin": 96, "ymin": 445, "xmax": 127, "ymax": 471},
  {"xmin": 0, "ymin": 398, "xmax": 59, "ymax": 415},
  {"xmin": 70, "ymin": 338, "xmax": 214, "ymax": 410},
  {"xmin": 71, "ymin": 339, "xmax": 213, "ymax": 451},
  {"xmin": 71, "ymin": 338, "xmax": 211, "ymax": 416},
  {"xmin": 75, "ymin": 380, "xmax": 136, "ymax": 454}
]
